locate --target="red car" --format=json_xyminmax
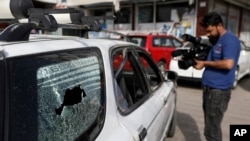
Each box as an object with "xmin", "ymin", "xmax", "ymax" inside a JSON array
[{"xmin": 127, "ymin": 33, "xmax": 183, "ymax": 73}]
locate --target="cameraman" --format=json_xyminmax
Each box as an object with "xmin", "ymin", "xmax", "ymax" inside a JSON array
[{"xmin": 194, "ymin": 12, "xmax": 240, "ymax": 141}]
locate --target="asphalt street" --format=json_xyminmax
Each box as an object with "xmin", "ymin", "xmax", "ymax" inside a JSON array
[{"xmin": 166, "ymin": 76, "xmax": 250, "ymax": 141}]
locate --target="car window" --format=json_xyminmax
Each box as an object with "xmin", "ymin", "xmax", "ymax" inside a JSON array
[
  {"xmin": 129, "ymin": 36, "xmax": 146, "ymax": 47},
  {"xmin": 153, "ymin": 37, "xmax": 173, "ymax": 47},
  {"xmin": 112, "ymin": 48, "xmax": 148, "ymax": 112},
  {"xmin": 161, "ymin": 38, "xmax": 172, "ymax": 46},
  {"xmin": 153, "ymin": 37, "xmax": 161, "ymax": 46},
  {"xmin": 240, "ymin": 42, "xmax": 245, "ymax": 50},
  {"xmin": 137, "ymin": 51, "xmax": 162, "ymax": 91},
  {"xmin": 240, "ymin": 41, "xmax": 250, "ymax": 51},
  {"xmin": 183, "ymin": 41, "xmax": 194, "ymax": 48},
  {"xmin": 7, "ymin": 48, "xmax": 105, "ymax": 141},
  {"xmin": 172, "ymin": 38, "xmax": 183, "ymax": 47}
]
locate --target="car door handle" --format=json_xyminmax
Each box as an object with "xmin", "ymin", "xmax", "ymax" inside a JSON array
[
  {"xmin": 139, "ymin": 127, "xmax": 147, "ymax": 141},
  {"xmin": 163, "ymin": 94, "xmax": 171, "ymax": 105},
  {"xmin": 163, "ymin": 98, "xmax": 167, "ymax": 105}
]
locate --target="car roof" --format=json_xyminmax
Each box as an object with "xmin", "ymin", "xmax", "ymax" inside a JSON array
[
  {"xmin": 127, "ymin": 33, "xmax": 175, "ymax": 37},
  {"xmin": 0, "ymin": 34, "xmax": 136, "ymax": 58},
  {"xmin": 0, "ymin": 5, "xmax": 139, "ymax": 59}
]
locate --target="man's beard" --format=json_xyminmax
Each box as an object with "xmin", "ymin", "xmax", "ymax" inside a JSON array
[{"xmin": 208, "ymin": 34, "xmax": 220, "ymax": 45}]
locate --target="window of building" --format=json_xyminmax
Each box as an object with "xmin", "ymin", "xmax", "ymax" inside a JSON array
[
  {"xmin": 91, "ymin": 8, "xmax": 113, "ymax": 24},
  {"xmin": 156, "ymin": 5, "xmax": 172, "ymax": 22},
  {"xmin": 156, "ymin": 2, "xmax": 191, "ymax": 22},
  {"xmin": 138, "ymin": 5, "xmax": 153, "ymax": 23},
  {"xmin": 115, "ymin": 6, "xmax": 131, "ymax": 24}
]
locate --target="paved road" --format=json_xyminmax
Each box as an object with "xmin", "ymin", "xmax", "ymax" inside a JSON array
[{"xmin": 166, "ymin": 76, "xmax": 250, "ymax": 141}]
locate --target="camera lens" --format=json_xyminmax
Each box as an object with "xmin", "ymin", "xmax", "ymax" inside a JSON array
[{"xmin": 178, "ymin": 59, "xmax": 195, "ymax": 70}]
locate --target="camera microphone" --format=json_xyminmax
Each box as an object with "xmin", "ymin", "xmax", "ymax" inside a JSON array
[
  {"xmin": 181, "ymin": 34, "xmax": 201, "ymax": 44},
  {"xmin": 171, "ymin": 50, "xmax": 184, "ymax": 57}
]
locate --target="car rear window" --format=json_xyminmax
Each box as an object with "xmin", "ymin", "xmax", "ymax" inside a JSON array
[
  {"xmin": 7, "ymin": 48, "xmax": 105, "ymax": 141},
  {"xmin": 129, "ymin": 36, "xmax": 147, "ymax": 47}
]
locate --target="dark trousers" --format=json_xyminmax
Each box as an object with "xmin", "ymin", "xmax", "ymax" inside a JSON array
[{"xmin": 203, "ymin": 87, "xmax": 231, "ymax": 141}]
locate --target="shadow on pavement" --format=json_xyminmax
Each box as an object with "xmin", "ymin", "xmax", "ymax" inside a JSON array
[
  {"xmin": 238, "ymin": 76, "xmax": 250, "ymax": 92},
  {"xmin": 177, "ymin": 80, "xmax": 203, "ymax": 90},
  {"xmin": 177, "ymin": 111, "xmax": 203, "ymax": 141}
]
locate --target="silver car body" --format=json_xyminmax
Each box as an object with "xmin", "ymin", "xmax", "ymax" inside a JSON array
[{"xmin": 0, "ymin": 33, "xmax": 177, "ymax": 141}]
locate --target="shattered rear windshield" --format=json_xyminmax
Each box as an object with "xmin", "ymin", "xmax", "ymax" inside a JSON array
[{"xmin": 7, "ymin": 48, "xmax": 105, "ymax": 141}]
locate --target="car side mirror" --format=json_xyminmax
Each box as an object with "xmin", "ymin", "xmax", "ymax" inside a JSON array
[
  {"xmin": 164, "ymin": 71, "xmax": 178, "ymax": 87},
  {"xmin": 245, "ymin": 47, "xmax": 250, "ymax": 51},
  {"xmin": 164, "ymin": 70, "xmax": 178, "ymax": 82}
]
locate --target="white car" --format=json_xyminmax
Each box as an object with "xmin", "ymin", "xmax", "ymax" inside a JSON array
[
  {"xmin": 170, "ymin": 38, "xmax": 250, "ymax": 88},
  {"xmin": 0, "ymin": 9, "xmax": 178, "ymax": 141}
]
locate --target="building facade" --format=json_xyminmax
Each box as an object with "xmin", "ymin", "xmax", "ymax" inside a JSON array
[
  {"xmin": 1, "ymin": 0, "xmax": 250, "ymax": 45},
  {"xmin": 84, "ymin": 0, "xmax": 196, "ymax": 38},
  {"xmin": 196, "ymin": 0, "xmax": 250, "ymax": 45},
  {"xmin": 82, "ymin": 0, "xmax": 250, "ymax": 45}
]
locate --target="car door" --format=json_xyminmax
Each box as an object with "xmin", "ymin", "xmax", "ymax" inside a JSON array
[
  {"xmin": 112, "ymin": 46, "xmax": 173, "ymax": 141},
  {"xmin": 152, "ymin": 36, "xmax": 176, "ymax": 69},
  {"xmin": 238, "ymin": 41, "xmax": 248, "ymax": 77},
  {"xmin": 0, "ymin": 59, "xmax": 4, "ymax": 141},
  {"xmin": 192, "ymin": 67, "xmax": 205, "ymax": 79},
  {"xmin": 136, "ymin": 49, "xmax": 175, "ymax": 141},
  {"xmin": 151, "ymin": 36, "xmax": 169, "ymax": 63},
  {"xmin": 245, "ymin": 45, "xmax": 250, "ymax": 73}
]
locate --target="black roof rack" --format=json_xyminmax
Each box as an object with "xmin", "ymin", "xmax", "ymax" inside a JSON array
[
  {"xmin": 0, "ymin": 7, "xmax": 115, "ymax": 42},
  {"xmin": 0, "ymin": 23, "xmax": 34, "ymax": 42}
]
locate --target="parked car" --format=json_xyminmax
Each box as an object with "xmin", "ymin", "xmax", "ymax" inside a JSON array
[
  {"xmin": 170, "ymin": 37, "xmax": 250, "ymax": 88},
  {"xmin": 127, "ymin": 33, "xmax": 184, "ymax": 73},
  {"xmin": 88, "ymin": 30, "xmax": 131, "ymax": 42},
  {"xmin": 0, "ymin": 21, "xmax": 178, "ymax": 141}
]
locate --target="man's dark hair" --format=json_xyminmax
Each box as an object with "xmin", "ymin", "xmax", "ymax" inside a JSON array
[{"xmin": 200, "ymin": 12, "xmax": 223, "ymax": 28}]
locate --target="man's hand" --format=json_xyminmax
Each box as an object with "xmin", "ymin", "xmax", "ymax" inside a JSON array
[
  {"xmin": 194, "ymin": 59, "xmax": 205, "ymax": 70},
  {"xmin": 194, "ymin": 59, "xmax": 234, "ymax": 70}
]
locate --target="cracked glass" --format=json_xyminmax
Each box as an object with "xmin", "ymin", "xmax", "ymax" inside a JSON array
[{"xmin": 8, "ymin": 49, "xmax": 105, "ymax": 141}]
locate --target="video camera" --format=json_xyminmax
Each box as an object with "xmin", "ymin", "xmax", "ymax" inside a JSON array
[{"xmin": 171, "ymin": 34, "xmax": 212, "ymax": 70}]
